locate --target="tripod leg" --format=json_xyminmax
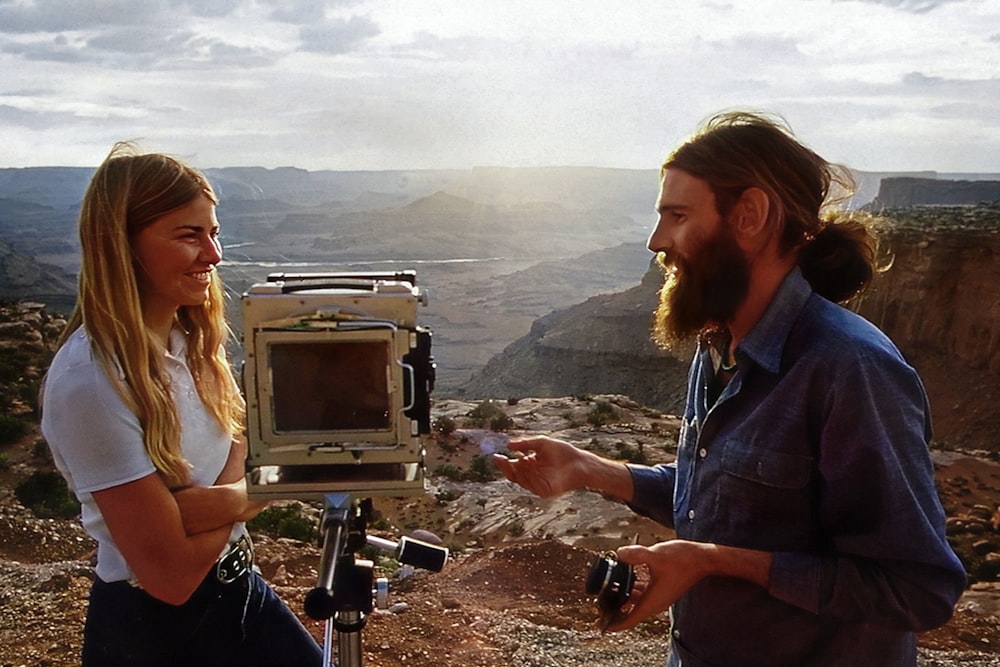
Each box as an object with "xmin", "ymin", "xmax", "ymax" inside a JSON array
[
  {"xmin": 337, "ymin": 612, "xmax": 364, "ymax": 667},
  {"xmin": 323, "ymin": 613, "xmax": 363, "ymax": 667},
  {"xmin": 324, "ymin": 618, "xmax": 335, "ymax": 666}
]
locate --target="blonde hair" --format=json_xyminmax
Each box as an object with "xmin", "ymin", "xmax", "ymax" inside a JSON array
[{"xmin": 59, "ymin": 142, "xmax": 244, "ymax": 488}]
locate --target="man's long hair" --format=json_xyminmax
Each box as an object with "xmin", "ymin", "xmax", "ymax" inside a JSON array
[
  {"xmin": 58, "ymin": 142, "xmax": 244, "ymax": 488},
  {"xmin": 662, "ymin": 111, "xmax": 881, "ymax": 305}
]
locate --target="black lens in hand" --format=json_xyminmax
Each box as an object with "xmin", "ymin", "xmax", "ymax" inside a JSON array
[{"xmin": 585, "ymin": 552, "xmax": 635, "ymax": 613}]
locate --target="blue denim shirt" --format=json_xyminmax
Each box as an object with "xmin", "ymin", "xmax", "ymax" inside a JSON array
[{"xmin": 628, "ymin": 268, "xmax": 966, "ymax": 666}]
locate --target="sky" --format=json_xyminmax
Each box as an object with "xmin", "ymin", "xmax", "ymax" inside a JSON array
[{"xmin": 1, "ymin": 0, "xmax": 998, "ymax": 173}]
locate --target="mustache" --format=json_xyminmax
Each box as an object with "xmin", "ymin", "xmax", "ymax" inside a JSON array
[
  {"xmin": 655, "ymin": 250, "xmax": 695, "ymax": 282},
  {"xmin": 654, "ymin": 250, "xmax": 672, "ymax": 270},
  {"xmin": 654, "ymin": 251, "xmax": 680, "ymax": 275}
]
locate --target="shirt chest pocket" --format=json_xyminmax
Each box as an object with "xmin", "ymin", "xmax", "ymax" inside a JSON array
[
  {"xmin": 720, "ymin": 442, "xmax": 813, "ymax": 489},
  {"xmin": 714, "ymin": 440, "xmax": 816, "ymax": 547}
]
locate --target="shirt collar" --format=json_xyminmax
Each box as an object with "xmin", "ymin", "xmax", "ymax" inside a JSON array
[
  {"xmin": 167, "ymin": 327, "xmax": 188, "ymax": 361},
  {"xmin": 737, "ymin": 267, "xmax": 813, "ymax": 375}
]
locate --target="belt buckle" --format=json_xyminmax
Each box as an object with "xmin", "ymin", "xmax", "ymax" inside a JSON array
[{"xmin": 215, "ymin": 534, "xmax": 253, "ymax": 584}]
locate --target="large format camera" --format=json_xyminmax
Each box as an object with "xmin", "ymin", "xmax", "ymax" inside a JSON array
[{"xmin": 241, "ymin": 270, "xmax": 435, "ymax": 501}]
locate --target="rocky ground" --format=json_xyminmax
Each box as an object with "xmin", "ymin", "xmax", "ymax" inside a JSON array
[{"xmin": 3, "ymin": 396, "xmax": 1000, "ymax": 666}]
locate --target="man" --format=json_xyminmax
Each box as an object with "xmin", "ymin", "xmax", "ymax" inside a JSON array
[{"xmin": 493, "ymin": 111, "xmax": 966, "ymax": 666}]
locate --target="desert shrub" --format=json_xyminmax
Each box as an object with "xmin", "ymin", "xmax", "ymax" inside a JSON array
[
  {"xmin": 433, "ymin": 464, "xmax": 464, "ymax": 482},
  {"xmin": 432, "ymin": 414, "xmax": 457, "ymax": 436},
  {"xmin": 0, "ymin": 414, "xmax": 30, "ymax": 447},
  {"xmin": 587, "ymin": 400, "xmax": 621, "ymax": 426},
  {"xmin": 0, "ymin": 348, "xmax": 30, "ymax": 384},
  {"xmin": 32, "ymin": 438, "xmax": 53, "ymax": 462},
  {"xmin": 16, "ymin": 382, "xmax": 42, "ymax": 415},
  {"xmin": 0, "ymin": 348, "xmax": 41, "ymax": 416},
  {"xmin": 247, "ymin": 503, "xmax": 317, "ymax": 543},
  {"xmin": 434, "ymin": 456, "xmax": 499, "ymax": 483},
  {"xmin": 14, "ymin": 470, "xmax": 80, "ymax": 519},
  {"xmin": 465, "ymin": 400, "xmax": 513, "ymax": 431},
  {"xmin": 492, "ymin": 412, "xmax": 514, "ymax": 431},
  {"xmin": 465, "ymin": 454, "xmax": 499, "ymax": 482},
  {"xmin": 615, "ymin": 441, "xmax": 648, "ymax": 465}
]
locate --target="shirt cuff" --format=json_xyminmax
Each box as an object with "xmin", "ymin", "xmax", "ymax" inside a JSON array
[
  {"xmin": 624, "ymin": 463, "xmax": 676, "ymax": 528},
  {"xmin": 769, "ymin": 551, "xmax": 835, "ymax": 615}
]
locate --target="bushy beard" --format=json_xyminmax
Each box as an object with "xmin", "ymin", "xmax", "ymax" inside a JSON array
[{"xmin": 652, "ymin": 224, "xmax": 751, "ymax": 349}]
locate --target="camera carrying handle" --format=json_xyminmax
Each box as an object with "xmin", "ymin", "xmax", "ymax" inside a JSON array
[{"xmin": 266, "ymin": 271, "xmax": 417, "ymax": 293}]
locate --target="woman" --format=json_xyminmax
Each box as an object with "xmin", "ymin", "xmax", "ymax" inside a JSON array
[{"xmin": 41, "ymin": 143, "xmax": 323, "ymax": 666}]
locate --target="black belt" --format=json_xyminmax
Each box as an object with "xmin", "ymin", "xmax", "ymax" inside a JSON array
[{"xmin": 215, "ymin": 534, "xmax": 254, "ymax": 584}]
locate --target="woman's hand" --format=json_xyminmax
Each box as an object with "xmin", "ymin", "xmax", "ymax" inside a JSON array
[
  {"xmin": 172, "ymin": 477, "xmax": 267, "ymax": 535},
  {"xmin": 216, "ymin": 436, "xmax": 249, "ymax": 485},
  {"xmin": 171, "ymin": 437, "xmax": 267, "ymax": 535}
]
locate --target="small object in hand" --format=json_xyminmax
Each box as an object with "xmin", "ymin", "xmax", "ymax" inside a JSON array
[{"xmin": 585, "ymin": 552, "xmax": 635, "ymax": 632}]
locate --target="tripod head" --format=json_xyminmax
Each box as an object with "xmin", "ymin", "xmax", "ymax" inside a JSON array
[{"xmin": 305, "ymin": 493, "xmax": 449, "ymax": 667}]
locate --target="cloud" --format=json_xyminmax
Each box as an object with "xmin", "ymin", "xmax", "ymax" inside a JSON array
[
  {"xmin": 0, "ymin": 0, "xmax": 253, "ymax": 31},
  {"xmin": 1, "ymin": 34, "xmax": 96, "ymax": 63},
  {"xmin": 269, "ymin": 0, "xmax": 364, "ymax": 24},
  {"xmin": 0, "ymin": 0, "xmax": 163, "ymax": 32},
  {"xmin": 298, "ymin": 15, "xmax": 380, "ymax": 54},
  {"xmin": 832, "ymin": 0, "xmax": 969, "ymax": 13},
  {"xmin": 85, "ymin": 28, "xmax": 197, "ymax": 57},
  {"xmin": 900, "ymin": 71, "xmax": 1000, "ymax": 99},
  {"xmin": 84, "ymin": 28, "xmax": 279, "ymax": 69},
  {"xmin": 0, "ymin": 0, "xmax": 298, "ymax": 70},
  {"xmin": 0, "ymin": 103, "xmax": 74, "ymax": 130},
  {"xmin": 180, "ymin": 0, "xmax": 245, "ymax": 19},
  {"xmin": 0, "ymin": 0, "xmax": 996, "ymax": 172},
  {"xmin": 0, "ymin": 94, "xmax": 153, "ymax": 132}
]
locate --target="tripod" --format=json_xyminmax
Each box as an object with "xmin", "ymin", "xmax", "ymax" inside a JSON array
[{"xmin": 304, "ymin": 493, "xmax": 449, "ymax": 667}]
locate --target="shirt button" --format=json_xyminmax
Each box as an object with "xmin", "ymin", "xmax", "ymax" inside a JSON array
[
  {"xmin": 687, "ymin": 509, "xmax": 695, "ymax": 520},
  {"xmin": 699, "ymin": 448, "xmax": 708, "ymax": 458},
  {"xmin": 672, "ymin": 629, "xmax": 681, "ymax": 639}
]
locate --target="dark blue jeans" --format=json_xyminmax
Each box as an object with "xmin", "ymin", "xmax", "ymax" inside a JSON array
[{"xmin": 82, "ymin": 569, "xmax": 323, "ymax": 666}]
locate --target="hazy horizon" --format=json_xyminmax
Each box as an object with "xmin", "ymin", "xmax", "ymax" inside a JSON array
[{"xmin": 2, "ymin": 164, "xmax": 999, "ymax": 178}]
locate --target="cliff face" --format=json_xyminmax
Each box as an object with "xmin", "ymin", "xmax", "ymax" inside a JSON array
[
  {"xmin": 460, "ymin": 261, "xmax": 678, "ymax": 411},
  {"xmin": 460, "ymin": 261, "xmax": 693, "ymax": 414},
  {"xmin": 0, "ymin": 240, "xmax": 76, "ymax": 311},
  {"xmin": 873, "ymin": 177, "xmax": 1000, "ymax": 208},
  {"xmin": 856, "ymin": 204, "xmax": 1000, "ymax": 450},
  {"xmin": 463, "ymin": 203, "xmax": 1000, "ymax": 452},
  {"xmin": 859, "ymin": 227, "xmax": 1000, "ymax": 374}
]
